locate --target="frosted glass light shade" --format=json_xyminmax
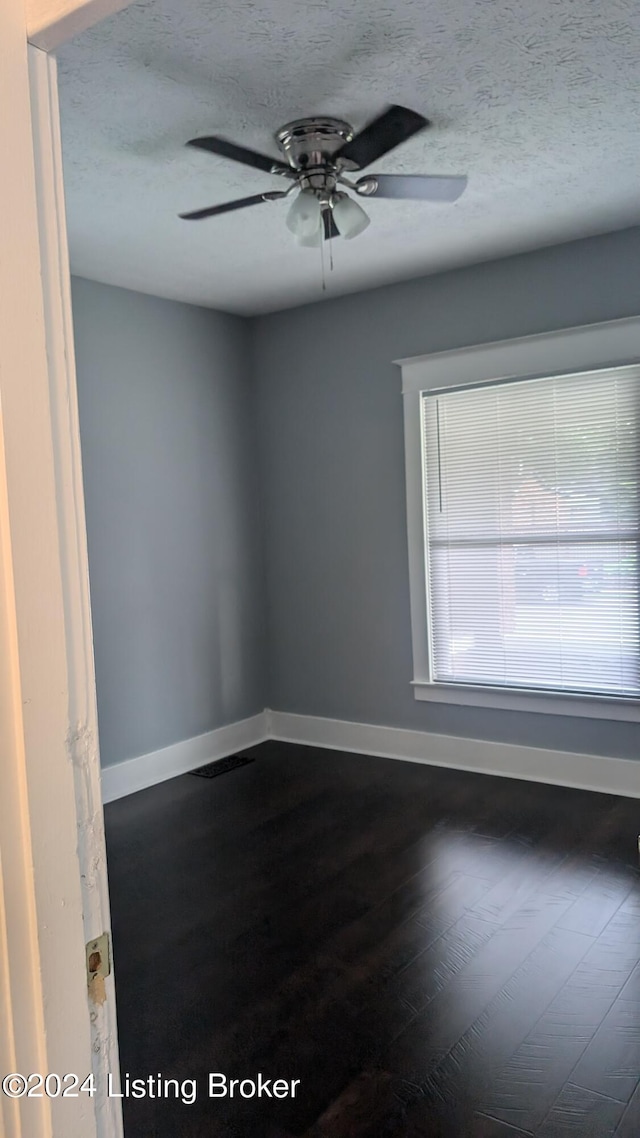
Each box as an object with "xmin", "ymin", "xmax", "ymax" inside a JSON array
[
  {"xmin": 296, "ymin": 226, "xmax": 322, "ymax": 247},
  {"xmin": 332, "ymin": 193, "xmax": 370, "ymax": 239},
  {"xmin": 286, "ymin": 190, "xmax": 322, "ymax": 239}
]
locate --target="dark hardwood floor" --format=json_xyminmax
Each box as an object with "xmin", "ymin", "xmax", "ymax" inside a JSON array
[{"xmin": 104, "ymin": 741, "xmax": 640, "ymax": 1137}]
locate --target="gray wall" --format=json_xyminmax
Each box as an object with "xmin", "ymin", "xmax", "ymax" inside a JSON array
[
  {"xmin": 252, "ymin": 227, "xmax": 640, "ymax": 761},
  {"xmin": 72, "ymin": 277, "xmax": 266, "ymax": 767}
]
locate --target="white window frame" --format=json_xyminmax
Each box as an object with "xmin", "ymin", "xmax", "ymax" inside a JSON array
[{"xmin": 397, "ymin": 316, "xmax": 640, "ymax": 722}]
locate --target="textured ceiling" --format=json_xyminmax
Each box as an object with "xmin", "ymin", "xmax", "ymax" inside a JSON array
[{"xmin": 57, "ymin": 0, "xmax": 640, "ymax": 315}]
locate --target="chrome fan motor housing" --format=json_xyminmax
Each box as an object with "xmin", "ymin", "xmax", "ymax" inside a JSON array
[{"xmin": 275, "ymin": 117, "xmax": 357, "ymax": 176}]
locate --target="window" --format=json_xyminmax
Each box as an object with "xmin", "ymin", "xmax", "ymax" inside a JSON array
[
  {"xmin": 424, "ymin": 367, "xmax": 639, "ymax": 696},
  {"xmin": 399, "ymin": 317, "xmax": 640, "ymax": 719}
]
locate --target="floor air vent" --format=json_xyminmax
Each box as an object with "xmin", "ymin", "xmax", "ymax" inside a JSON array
[{"xmin": 190, "ymin": 754, "xmax": 255, "ymax": 779}]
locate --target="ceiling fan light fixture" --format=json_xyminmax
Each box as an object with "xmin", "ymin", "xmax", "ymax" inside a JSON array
[
  {"xmin": 331, "ymin": 192, "xmax": 370, "ymax": 240},
  {"xmin": 286, "ymin": 189, "xmax": 322, "ymax": 239}
]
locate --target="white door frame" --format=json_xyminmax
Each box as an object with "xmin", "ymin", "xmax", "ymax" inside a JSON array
[{"xmin": 1, "ymin": 1, "xmax": 135, "ymax": 1134}]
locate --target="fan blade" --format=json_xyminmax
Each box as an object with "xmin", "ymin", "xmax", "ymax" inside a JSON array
[
  {"xmin": 179, "ymin": 191, "xmax": 288, "ymax": 221},
  {"xmin": 323, "ymin": 209, "xmax": 339, "ymax": 240},
  {"xmin": 356, "ymin": 173, "xmax": 467, "ymax": 202},
  {"xmin": 335, "ymin": 105, "xmax": 429, "ymax": 170},
  {"xmin": 187, "ymin": 136, "xmax": 291, "ymax": 176}
]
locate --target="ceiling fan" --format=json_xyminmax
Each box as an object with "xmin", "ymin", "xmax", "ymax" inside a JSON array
[{"xmin": 179, "ymin": 105, "xmax": 467, "ymax": 245}]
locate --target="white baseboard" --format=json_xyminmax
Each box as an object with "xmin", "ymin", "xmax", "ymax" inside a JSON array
[
  {"xmin": 101, "ymin": 711, "xmax": 268, "ymax": 803},
  {"xmin": 101, "ymin": 707, "xmax": 640, "ymax": 803},
  {"xmin": 267, "ymin": 710, "xmax": 640, "ymax": 799}
]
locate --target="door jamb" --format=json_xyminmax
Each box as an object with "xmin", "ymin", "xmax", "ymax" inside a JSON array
[{"xmin": 0, "ymin": 1, "xmax": 134, "ymax": 1133}]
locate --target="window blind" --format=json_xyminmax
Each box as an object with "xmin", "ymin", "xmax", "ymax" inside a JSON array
[{"xmin": 422, "ymin": 365, "xmax": 640, "ymax": 697}]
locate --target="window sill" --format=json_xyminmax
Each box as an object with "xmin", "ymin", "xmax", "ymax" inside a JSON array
[{"xmin": 412, "ymin": 680, "xmax": 640, "ymax": 722}]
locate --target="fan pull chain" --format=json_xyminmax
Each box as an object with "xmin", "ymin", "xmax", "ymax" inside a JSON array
[{"xmin": 320, "ymin": 231, "xmax": 326, "ymax": 292}]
